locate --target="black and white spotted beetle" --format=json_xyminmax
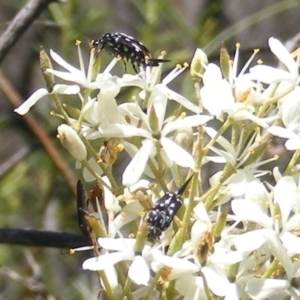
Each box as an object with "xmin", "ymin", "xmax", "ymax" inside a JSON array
[
  {"xmin": 147, "ymin": 176, "xmax": 193, "ymax": 242},
  {"xmin": 91, "ymin": 32, "xmax": 170, "ymax": 73}
]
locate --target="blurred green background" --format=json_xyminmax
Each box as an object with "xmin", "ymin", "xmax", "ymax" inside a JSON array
[{"xmin": 0, "ymin": 0, "xmax": 300, "ymax": 299}]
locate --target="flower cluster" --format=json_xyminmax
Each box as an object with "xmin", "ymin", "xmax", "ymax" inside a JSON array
[{"xmin": 15, "ymin": 37, "xmax": 300, "ymax": 299}]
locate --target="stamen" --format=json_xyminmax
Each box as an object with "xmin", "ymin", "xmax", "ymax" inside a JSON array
[
  {"xmin": 232, "ymin": 43, "xmax": 240, "ymax": 80},
  {"xmin": 70, "ymin": 246, "xmax": 94, "ymax": 253},
  {"xmin": 87, "ymin": 48, "xmax": 96, "ymax": 83},
  {"xmin": 104, "ymin": 58, "xmax": 119, "ymax": 74},
  {"xmin": 162, "ymin": 64, "xmax": 187, "ymax": 86},
  {"xmin": 240, "ymin": 48, "xmax": 260, "ymax": 76},
  {"xmin": 76, "ymin": 41, "xmax": 86, "ymax": 79}
]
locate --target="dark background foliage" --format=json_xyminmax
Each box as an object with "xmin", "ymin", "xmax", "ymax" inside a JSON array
[{"xmin": 0, "ymin": 0, "xmax": 299, "ymax": 298}]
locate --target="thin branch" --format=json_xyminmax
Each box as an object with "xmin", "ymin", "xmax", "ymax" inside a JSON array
[
  {"xmin": 0, "ymin": 229, "xmax": 89, "ymax": 248},
  {"xmin": 0, "ymin": 70, "xmax": 77, "ymax": 194},
  {"xmin": 0, "ymin": 145, "xmax": 31, "ymax": 177},
  {"xmin": 0, "ymin": 0, "xmax": 63, "ymax": 64}
]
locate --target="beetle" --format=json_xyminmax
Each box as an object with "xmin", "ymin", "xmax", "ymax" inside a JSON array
[
  {"xmin": 91, "ymin": 32, "xmax": 170, "ymax": 73},
  {"xmin": 147, "ymin": 176, "xmax": 193, "ymax": 242}
]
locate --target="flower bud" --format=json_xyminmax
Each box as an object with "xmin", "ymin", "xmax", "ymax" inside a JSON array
[
  {"xmin": 220, "ymin": 42, "xmax": 231, "ymax": 80},
  {"xmin": 173, "ymin": 126, "xmax": 193, "ymax": 153},
  {"xmin": 190, "ymin": 48, "xmax": 208, "ymax": 81},
  {"xmin": 149, "ymin": 106, "xmax": 160, "ymax": 136},
  {"xmin": 40, "ymin": 49, "xmax": 55, "ymax": 92},
  {"xmin": 57, "ymin": 124, "xmax": 87, "ymax": 161},
  {"xmin": 135, "ymin": 215, "xmax": 148, "ymax": 253},
  {"xmin": 214, "ymin": 209, "xmax": 228, "ymax": 241},
  {"xmin": 89, "ymin": 40, "xmax": 101, "ymax": 81}
]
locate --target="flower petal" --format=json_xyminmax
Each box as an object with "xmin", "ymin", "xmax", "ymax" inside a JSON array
[
  {"xmin": 122, "ymin": 140, "xmax": 155, "ymax": 186},
  {"xmin": 231, "ymin": 229, "xmax": 267, "ymax": 252},
  {"xmin": 156, "ymin": 85, "xmax": 201, "ymax": 113},
  {"xmin": 208, "ymin": 146, "xmax": 236, "ymax": 166},
  {"xmin": 102, "ymin": 266, "xmax": 119, "ymax": 291},
  {"xmin": 202, "ymin": 63, "xmax": 222, "ymax": 85},
  {"xmin": 280, "ymin": 231, "xmax": 300, "ymax": 255},
  {"xmin": 285, "ymin": 138, "xmax": 300, "ymax": 150},
  {"xmin": 175, "ymin": 274, "xmax": 206, "ymax": 299},
  {"xmin": 161, "ymin": 115, "xmax": 212, "ymax": 136},
  {"xmin": 82, "ymin": 252, "xmax": 130, "ymax": 271},
  {"xmin": 47, "ymin": 69, "xmax": 84, "ymax": 84},
  {"xmin": 204, "ymin": 126, "xmax": 235, "ymax": 155},
  {"xmin": 269, "ymin": 37, "xmax": 298, "ymax": 77},
  {"xmin": 118, "ymin": 74, "xmax": 146, "ymax": 89},
  {"xmin": 284, "ymin": 213, "xmax": 300, "ymax": 232},
  {"xmin": 274, "ymin": 176, "xmax": 296, "ymax": 226},
  {"xmin": 14, "ymin": 88, "xmax": 48, "ymax": 115},
  {"xmin": 148, "ymin": 92, "xmax": 167, "ymax": 130},
  {"xmin": 109, "ymin": 201, "xmax": 144, "ymax": 237},
  {"xmin": 97, "ymin": 238, "xmax": 135, "ymax": 253},
  {"xmin": 231, "ymin": 199, "xmax": 272, "ymax": 228},
  {"xmin": 102, "ymin": 176, "xmax": 121, "ymax": 213},
  {"xmin": 246, "ymin": 278, "xmax": 289, "ymax": 300},
  {"xmin": 53, "ymin": 84, "xmax": 80, "ymax": 94},
  {"xmin": 160, "ymin": 137, "xmax": 195, "ymax": 168},
  {"xmin": 50, "ymin": 49, "xmax": 81, "ymax": 75},
  {"xmin": 266, "ymin": 229, "xmax": 293, "ymax": 281},
  {"xmin": 280, "ymin": 87, "xmax": 300, "ymax": 131},
  {"xmin": 250, "ymin": 65, "xmax": 294, "ymax": 84},
  {"xmin": 224, "ymin": 283, "xmax": 240, "ymax": 300},
  {"xmin": 233, "ymin": 110, "xmax": 272, "ymax": 128},
  {"xmin": 122, "ymin": 140, "xmax": 154, "ymax": 179},
  {"xmin": 268, "ymin": 126, "xmax": 297, "ymax": 139},
  {"xmin": 128, "ymin": 256, "xmax": 150, "ymax": 285},
  {"xmin": 202, "ymin": 265, "xmax": 230, "ymax": 297},
  {"xmin": 99, "ymin": 124, "xmax": 150, "ymax": 139},
  {"xmin": 152, "ymin": 251, "xmax": 199, "ymax": 281}
]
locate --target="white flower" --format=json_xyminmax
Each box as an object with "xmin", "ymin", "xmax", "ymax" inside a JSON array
[
  {"xmin": 82, "ymin": 238, "xmax": 152, "ymax": 286},
  {"xmin": 181, "ymin": 202, "xmax": 212, "ymax": 253},
  {"xmin": 205, "ymin": 126, "xmax": 274, "ymax": 198},
  {"xmin": 200, "ymin": 44, "xmax": 271, "ymax": 126},
  {"xmin": 80, "ymin": 76, "xmax": 122, "ymax": 140},
  {"xmin": 230, "ymin": 176, "xmax": 300, "ymax": 283},
  {"xmin": 269, "ymin": 126, "xmax": 300, "ymax": 150},
  {"xmin": 200, "ymin": 63, "xmax": 272, "ymax": 126},
  {"xmin": 15, "ymin": 43, "xmax": 103, "ymax": 116},
  {"xmin": 246, "ymin": 261, "xmax": 300, "ymax": 300},
  {"xmin": 46, "ymin": 48, "xmax": 101, "ymax": 89},
  {"xmin": 151, "ymin": 250, "xmax": 199, "ymax": 281},
  {"xmin": 108, "ymin": 201, "xmax": 145, "ymax": 238},
  {"xmin": 122, "ymin": 105, "xmax": 212, "ymax": 186},
  {"xmin": 119, "ymin": 64, "xmax": 201, "ymax": 113},
  {"xmin": 246, "ymin": 278, "xmax": 291, "ymax": 300},
  {"xmin": 280, "ymin": 87, "xmax": 300, "ymax": 131},
  {"xmin": 268, "ymin": 86, "xmax": 300, "ymax": 150},
  {"xmin": 201, "ymin": 63, "xmax": 235, "ymax": 118},
  {"xmin": 250, "ymin": 37, "xmax": 300, "ymax": 85},
  {"xmin": 175, "ymin": 274, "xmax": 208, "ymax": 300},
  {"xmin": 77, "ymin": 55, "xmax": 203, "ymax": 151},
  {"xmin": 179, "ymin": 203, "xmax": 243, "ymax": 299}
]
